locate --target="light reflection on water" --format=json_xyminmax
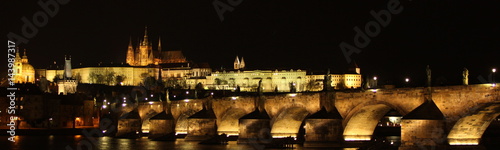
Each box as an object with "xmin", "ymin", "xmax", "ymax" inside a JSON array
[{"xmin": 0, "ymin": 136, "xmax": 358, "ymax": 150}]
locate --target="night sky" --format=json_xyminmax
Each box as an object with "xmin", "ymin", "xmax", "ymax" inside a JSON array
[{"xmin": 2, "ymin": 0, "xmax": 499, "ymax": 87}]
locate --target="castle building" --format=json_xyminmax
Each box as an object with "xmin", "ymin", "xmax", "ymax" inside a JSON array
[
  {"xmin": 13, "ymin": 48, "xmax": 35, "ymax": 84},
  {"xmin": 186, "ymin": 57, "xmax": 363, "ymax": 92},
  {"xmin": 36, "ymin": 26, "xmax": 211, "ymax": 87},
  {"xmin": 126, "ymin": 26, "xmax": 188, "ymax": 66}
]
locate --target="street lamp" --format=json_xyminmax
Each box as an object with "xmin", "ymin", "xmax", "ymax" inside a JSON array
[
  {"xmin": 493, "ymin": 68, "xmax": 497, "ymax": 87},
  {"xmin": 373, "ymin": 76, "xmax": 378, "ymax": 89}
]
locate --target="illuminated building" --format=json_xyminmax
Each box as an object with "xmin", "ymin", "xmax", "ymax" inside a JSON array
[
  {"xmin": 126, "ymin": 26, "xmax": 188, "ymax": 66},
  {"xmin": 186, "ymin": 57, "xmax": 363, "ymax": 92},
  {"xmin": 13, "ymin": 48, "xmax": 35, "ymax": 84}
]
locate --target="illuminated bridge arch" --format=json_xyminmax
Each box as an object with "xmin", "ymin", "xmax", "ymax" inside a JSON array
[
  {"xmin": 448, "ymin": 102, "xmax": 500, "ymax": 145},
  {"xmin": 174, "ymin": 109, "xmax": 199, "ymax": 135},
  {"xmin": 342, "ymin": 101, "xmax": 407, "ymax": 141},
  {"xmin": 270, "ymin": 107, "xmax": 309, "ymax": 138},
  {"xmin": 217, "ymin": 107, "xmax": 248, "ymax": 136}
]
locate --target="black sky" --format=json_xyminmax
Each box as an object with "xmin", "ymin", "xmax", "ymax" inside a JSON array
[{"xmin": 1, "ymin": 0, "xmax": 499, "ymax": 86}]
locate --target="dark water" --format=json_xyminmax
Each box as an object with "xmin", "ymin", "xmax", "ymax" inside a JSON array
[{"xmin": 0, "ymin": 136, "xmax": 356, "ymax": 150}]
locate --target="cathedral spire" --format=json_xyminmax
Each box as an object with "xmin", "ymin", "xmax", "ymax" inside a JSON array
[
  {"xmin": 142, "ymin": 26, "xmax": 149, "ymax": 46},
  {"xmin": 126, "ymin": 36, "xmax": 135, "ymax": 65},
  {"xmin": 158, "ymin": 36, "xmax": 162, "ymax": 52}
]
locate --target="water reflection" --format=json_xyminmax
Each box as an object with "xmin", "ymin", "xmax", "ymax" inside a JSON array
[{"xmin": 0, "ymin": 135, "xmax": 365, "ymax": 150}]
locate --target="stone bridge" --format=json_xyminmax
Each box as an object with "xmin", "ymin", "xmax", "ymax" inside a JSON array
[{"xmin": 115, "ymin": 84, "xmax": 499, "ymax": 148}]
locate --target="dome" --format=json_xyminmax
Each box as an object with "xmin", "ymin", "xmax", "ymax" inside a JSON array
[{"xmin": 22, "ymin": 63, "xmax": 35, "ymax": 71}]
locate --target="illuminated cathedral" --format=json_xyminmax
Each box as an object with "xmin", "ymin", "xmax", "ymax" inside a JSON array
[{"xmin": 126, "ymin": 26, "xmax": 187, "ymax": 66}]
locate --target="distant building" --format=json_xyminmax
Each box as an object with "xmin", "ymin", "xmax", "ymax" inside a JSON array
[
  {"xmin": 186, "ymin": 57, "xmax": 363, "ymax": 92},
  {"xmin": 126, "ymin": 26, "xmax": 188, "ymax": 66},
  {"xmin": 57, "ymin": 56, "xmax": 77, "ymax": 95},
  {"xmin": 13, "ymin": 48, "xmax": 35, "ymax": 84}
]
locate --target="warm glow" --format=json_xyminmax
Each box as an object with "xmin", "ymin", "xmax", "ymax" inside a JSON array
[
  {"xmin": 102, "ymin": 105, "xmax": 107, "ymax": 109},
  {"xmin": 148, "ymin": 101, "xmax": 154, "ymax": 104},
  {"xmin": 448, "ymin": 139, "xmax": 479, "ymax": 145},
  {"xmin": 493, "ymin": 68, "xmax": 496, "ymax": 73},
  {"xmin": 344, "ymin": 135, "xmax": 372, "ymax": 141},
  {"xmin": 75, "ymin": 117, "xmax": 81, "ymax": 120},
  {"xmin": 373, "ymin": 76, "xmax": 377, "ymax": 80},
  {"xmin": 288, "ymin": 93, "xmax": 297, "ymax": 97},
  {"xmin": 405, "ymin": 78, "xmax": 409, "ymax": 82},
  {"xmin": 184, "ymin": 99, "xmax": 190, "ymax": 102},
  {"xmin": 175, "ymin": 132, "xmax": 187, "ymax": 135},
  {"xmin": 231, "ymin": 96, "xmax": 238, "ymax": 100}
]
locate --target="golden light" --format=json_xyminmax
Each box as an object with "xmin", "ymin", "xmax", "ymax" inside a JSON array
[
  {"xmin": 448, "ymin": 139, "xmax": 479, "ymax": 145},
  {"xmin": 231, "ymin": 96, "xmax": 238, "ymax": 100},
  {"xmin": 288, "ymin": 93, "xmax": 297, "ymax": 97},
  {"xmin": 344, "ymin": 135, "xmax": 372, "ymax": 141},
  {"xmin": 75, "ymin": 117, "xmax": 81, "ymax": 120},
  {"xmin": 175, "ymin": 132, "xmax": 187, "ymax": 135}
]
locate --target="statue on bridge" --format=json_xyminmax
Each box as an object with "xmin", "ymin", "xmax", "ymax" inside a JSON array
[
  {"xmin": 463, "ymin": 68, "xmax": 469, "ymax": 85},
  {"xmin": 323, "ymin": 69, "xmax": 332, "ymax": 91},
  {"xmin": 426, "ymin": 65, "xmax": 432, "ymax": 87}
]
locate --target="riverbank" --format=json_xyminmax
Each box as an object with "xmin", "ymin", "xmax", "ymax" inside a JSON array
[{"xmin": 0, "ymin": 128, "xmax": 100, "ymax": 136}]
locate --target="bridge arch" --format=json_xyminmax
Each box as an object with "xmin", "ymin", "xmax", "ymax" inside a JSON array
[
  {"xmin": 270, "ymin": 107, "xmax": 309, "ymax": 138},
  {"xmin": 448, "ymin": 102, "xmax": 500, "ymax": 145},
  {"xmin": 342, "ymin": 101, "xmax": 407, "ymax": 141},
  {"xmin": 137, "ymin": 102, "xmax": 163, "ymax": 134},
  {"xmin": 174, "ymin": 109, "xmax": 199, "ymax": 135},
  {"xmin": 217, "ymin": 107, "xmax": 248, "ymax": 136}
]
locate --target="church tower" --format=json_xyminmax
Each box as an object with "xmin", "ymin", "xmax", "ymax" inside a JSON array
[
  {"xmin": 63, "ymin": 55, "xmax": 72, "ymax": 79},
  {"xmin": 137, "ymin": 26, "xmax": 155, "ymax": 66},
  {"xmin": 234, "ymin": 56, "xmax": 240, "ymax": 70},
  {"xmin": 126, "ymin": 37, "xmax": 135, "ymax": 65},
  {"xmin": 239, "ymin": 57, "xmax": 245, "ymax": 69},
  {"xmin": 13, "ymin": 48, "xmax": 35, "ymax": 83},
  {"xmin": 58, "ymin": 56, "xmax": 77, "ymax": 95}
]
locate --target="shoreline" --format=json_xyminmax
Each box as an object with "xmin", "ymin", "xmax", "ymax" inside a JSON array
[{"xmin": 0, "ymin": 128, "xmax": 100, "ymax": 136}]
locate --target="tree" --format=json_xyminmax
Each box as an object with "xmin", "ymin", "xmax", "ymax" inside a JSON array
[
  {"xmin": 289, "ymin": 82, "xmax": 297, "ymax": 93},
  {"xmin": 195, "ymin": 82, "xmax": 204, "ymax": 91},
  {"xmin": 52, "ymin": 74, "xmax": 61, "ymax": 83},
  {"xmin": 103, "ymin": 71, "xmax": 116, "ymax": 85},
  {"xmin": 306, "ymin": 79, "xmax": 320, "ymax": 91},
  {"xmin": 115, "ymin": 75, "xmax": 126, "ymax": 85}
]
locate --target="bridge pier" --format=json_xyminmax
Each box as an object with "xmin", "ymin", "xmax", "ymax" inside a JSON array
[
  {"xmin": 400, "ymin": 100, "xmax": 446, "ymax": 149},
  {"xmin": 237, "ymin": 109, "xmax": 272, "ymax": 144},
  {"xmin": 303, "ymin": 107, "xmax": 344, "ymax": 147},
  {"xmin": 184, "ymin": 108, "xmax": 218, "ymax": 141},
  {"xmin": 115, "ymin": 109, "xmax": 142, "ymax": 138},
  {"xmin": 148, "ymin": 111, "xmax": 176, "ymax": 140}
]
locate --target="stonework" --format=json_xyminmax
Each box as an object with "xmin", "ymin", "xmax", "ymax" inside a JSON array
[{"xmin": 117, "ymin": 84, "xmax": 498, "ymax": 147}]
